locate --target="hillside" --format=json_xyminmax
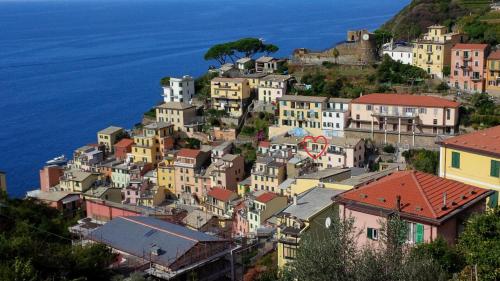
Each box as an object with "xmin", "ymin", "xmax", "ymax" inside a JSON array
[{"xmin": 382, "ymin": 0, "xmax": 492, "ymax": 40}]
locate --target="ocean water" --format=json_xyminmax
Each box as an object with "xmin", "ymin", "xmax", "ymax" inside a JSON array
[{"xmin": 0, "ymin": 0, "xmax": 409, "ymax": 197}]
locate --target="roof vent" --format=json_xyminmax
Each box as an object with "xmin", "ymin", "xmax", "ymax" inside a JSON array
[
  {"xmin": 451, "ymin": 201, "xmax": 457, "ymax": 206},
  {"xmin": 461, "ymin": 194, "xmax": 467, "ymax": 200},
  {"xmin": 469, "ymin": 190, "xmax": 477, "ymax": 195},
  {"xmin": 151, "ymin": 245, "xmax": 162, "ymax": 256},
  {"xmin": 415, "ymin": 206, "xmax": 423, "ymax": 211},
  {"xmin": 377, "ymin": 197, "xmax": 386, "ymax": 202},
  {"xmin": 360, "ymin": 193, "xmax": 368, "ymax": 199}
]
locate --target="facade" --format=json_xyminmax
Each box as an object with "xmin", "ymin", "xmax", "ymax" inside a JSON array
[
  {"xmin": 255, "ymin": 56, "xmax": 282, "ymax": 74},
  {"xmin": 348, "ymin": 94, "xmax": 460, "ymax": 145},
  {"xmin": 257, "ymin": 75, "xmax": 292, "ymax": 104},
  {"xmin": 236, "ymin": 57, "xmax": 255, "ymax": 73},
  {"xmin": 88, "ymin": 216, "xmax": 235, "ymax": 280},
  {"xmin": 485, "ymin": 50, "xmax": 500, "ymax": 96},
  {"xmin": 155, "ymin": 102, "xmax": 198, "ymax": 132},
  {"xmin": 70, "ymin": 145, "xmax": 104, "ymax": 171},
  {"xmin": 450, "ymin": 43, "xmax": 489, "ymax": 93},
  {"xmin": 336, "ymin": 170, "xmax": 493, "ymax": 247},
  {"xmin": 208, "ymin": 154, "xmax": 245, "ymax": 191},
  {"xmin": 299, "ymin": 137, "xmax": 365, "ymax": 169},
  {"xmin": 97, "ymin": 126, "xmax": 124, "ymax": 155},
  {"xmin": 111, "ymin": 162, "xmax": 152, "ymax": 188},
  {"xmin": 382, "ymin": 44, "xmax": 413, "ymax": 65},
  {"xmin": 113, "ymin": 138, "xmax": 134, "ymax": 160},
  {"xmin": 247, "ymin": 192, "xmax": 288, "ymax": 233},
  {"xmin": 412, "ymin": 25, "xmax": 465, "ymax": 79},
  {"xmin": 131, "ymin": 122, "xmax": 174, "ymax": 164},
  {"xmin": 174, "ymin": 148, "xmax": 211, "ymax": 201},
  {"xmin": 210, "ymin": 77, "xmax": 251, "ymax": 118},
  {"xmin": 251, "ymin": 155, "xmax": 287, "ymax": 194},
  {"xmin": 269, "ymin": 95, "xmax": 327, "ymax": 138},
  {"xmin": 58, "ymin": 170, "xmax": 99, "ymax": 193},
  {"xmin": 322, "ymin": 98, "xmax": 350, "ymax": 137},
  {"xmin": 206, "ymin": 187, "xmax": 238, "ymax": 217},
  {"xmin": 0, "ymin": 171, "xmax": 6, "ymax": 193},
  {"xmin": 157, "ymin": 154, "xmax": 176, "ymax": 199},
  {"xmin": 438, "ymin": 125, "xmax": 500, "ymax": 206},
  {"xmin": 277, "ymin": 187, "xmax": 343, "ymax": 268},
  {"xmin": 26, "ymin": 190, "xmax": 81, "ymax": 213},
  {"xmin": 39, "ymin": 165, "xmax": 63, "ymax": 192},
  {"xmin": 162, "ymin": 75, "xmax": 195, "ymax": 103}
]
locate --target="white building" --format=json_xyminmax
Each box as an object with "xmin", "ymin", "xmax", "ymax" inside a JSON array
[
  {"xmin": 382, "ymin": 44, "xmax": 413, "ymax": 65},
  {"xmin": 162, "ymin": 75, "xmax": 195, "ymax": 103},
  {"xmin": 322, "ymin": 98, "xmax": 350, "ymax": 137},
  {"xmin": 236, "ymin": 57, "xmax": 255, "ymax": 73},
  {"xmin": 257, "ymin": 74, "xmax": 292, "ymax": 104}
]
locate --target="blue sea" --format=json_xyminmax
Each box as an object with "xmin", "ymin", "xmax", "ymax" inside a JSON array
[{"xmin": 0, "ymin": 0, "xmax": 409, "ymax": 197}]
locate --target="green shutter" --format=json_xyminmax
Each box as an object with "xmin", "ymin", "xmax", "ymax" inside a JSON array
[
  {"xmin": 490, "ymin": 160, "xmax": 500, "ymax": 178},
  {"xmin": 451, "ymin": 152, "xmax": 460, "ymax": 168},
  {"xmin": 488, "ymin": 192, "xmax": 499, "ymax": 208},
  {"xmin": 367, "ymin": 228, "xmax": 373, "ymax": 239},
  {"xmin": 416, "ymin": 224, "xmax": 424, "ymax": 244}
]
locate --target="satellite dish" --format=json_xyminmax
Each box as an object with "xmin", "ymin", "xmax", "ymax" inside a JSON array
[
  {"xmin": 362, "ymin": 34, "xmax": 370, "ymax": 41},
  {"xmin": 325, "ymin": 217, "xmax": 332, "ymax": 228}
]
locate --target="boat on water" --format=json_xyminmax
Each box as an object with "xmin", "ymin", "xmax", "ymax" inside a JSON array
[{"xmin": 46, "ymin": 155, "xmax": 68, "ymax": 166}]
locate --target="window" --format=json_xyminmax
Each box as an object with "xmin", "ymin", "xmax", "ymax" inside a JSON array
[
  {"xmin": 451, "ymin": 152, "xmax": 460, "ymax": 168},
  {"xmin": 418, "ymin": 108, "xmax": 427, "ymax": 114},
  {"xmin": 406, "ymin": 222, "xmax": 424, "ymax": 244},
  {"xmin": 491, "ymin": 160, "xmax": 500, "ymax": 178},
  {"xmin": 366, "ymin": 105, "xmax": 372, "ymax": 110},
  {"xmin": 367, "ymin": 228, "xmax": 378, "ymax": 240}
]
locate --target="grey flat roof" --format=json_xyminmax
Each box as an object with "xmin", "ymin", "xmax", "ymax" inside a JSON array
[
  {"xmin": 261, "ymin": 74, "xmax": 292, "ymax": 82},
  {"xmin": 338, "ymin": 168, "xmax": 397, "ymax": 187},
  {"xmin": 144, "ymin": 122, "xmax": 173, "ymax": 130},
  {"xmin": 98, "ymin": 126, "xmax": 123, "ymax": 135},
  {"xmin": 156, "ymin": 102, "xmax": 195, "ymax": 110},
  {"xmin": 299, "ymin": 168, "xmax": 350, "ymax": 180},
  {"xmin": 280, "ymin": 187, "xmax": 342, "ymax": 220},
  {"xmin": 89, "ymin": 216, "xmax": 221, "ymax": 267}
]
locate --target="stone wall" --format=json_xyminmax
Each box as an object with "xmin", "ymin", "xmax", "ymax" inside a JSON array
[{"xmin": 344, "ymin": 129, "xmax": 441, "ymax": 149}]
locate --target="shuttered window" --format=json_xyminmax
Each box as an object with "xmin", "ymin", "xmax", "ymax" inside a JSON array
[
  {"xmin": 488, "ymin": 192, "xmax": 499, "ymax": 208},
  {"xmin": 451, "ymin": 152, "xmax": 460, "ymax": 168},
  {"xmin": 367, "ymin": 228, "xmax": 379, "ymax": 240},
  {"xmin": 490, "ymin": 160, "xmax": 499, "ymax": 177},
  {"xmin": 415, "ymin": 224, "xmax": 424, "ymax": 244}
]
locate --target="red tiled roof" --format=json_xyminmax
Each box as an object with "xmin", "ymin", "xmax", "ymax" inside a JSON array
[
  {"xmin": 114, "ymin": 138, "xmax": 134, "ymax": 148},
  {"xmin": 440, "ymin": 125, "xmax": 500, "ymax": 157},
  {"xmin": 256, "ymin": 192, "xmax": 277, "ymax": 203},
  {"xmin": 452, "ymin": 43, "xmax": 488, "ymax": 50},
  {"xmin": 352, "ymin": 94, "xmax": 460, "ymax": 108},
  {"xmin": 208, "ymin": 187, "xmax": 236, "ymax": 202},
  {"xmin": 259, "ymin": 141, "xmax": 271, "ymax": 148},
  {"xmin": 339, "ymin": 170, "xmax": 490, "ymax": 220},
  {"xmin": 488, "ymin": 50, "xmax": 500, "ymax": 60},
  {"xmin": 177, "ymin": 148, "xmax": 201, "ymax": 158}
]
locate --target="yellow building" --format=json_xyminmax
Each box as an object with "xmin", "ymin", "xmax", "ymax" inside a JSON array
[
  {"xmin": 277, "ymin": 187, "xmax": 342, "ymax": 268},
  {"xmin": 211, "ymin": 77, "xmax": 251, "ymax": 118},
  {"xmin": 285, "ymin": 168, "xmax": 351, "ymax": 197},
  {"xmin": 438, "ymin": 125, "xmax": 500, "ymax": 206},
  {"xmin": 485, "ymin": 50, "xmax": 500, "ymax": 96},
  {"xmin": 412, "ymin": 25, "xmax": 465, "ymax": 79},
  {"xmin": 155, "ymin": 102, "xmax": 198, "ymax": 133},
  {"xmin": 157, "ymin": 153, "xmax": 176, "ymax": 198},
  {"xmin": 269, "ymin": 95, "xmax": 327, "ymax": 138},
  {"xmin": 59, "ymin": 170, "xmax": 99, "ymax": 193},
  {"xmin": 251, "ymin": 156, "xmax": 287, "ymax": 194},
  {"xmin": 131, "ymin": 122, "xmax": 174, "ymax": 165},
  {"xmin": 97, "ymin": 126, "xmax": 124, "ymax": 154}
]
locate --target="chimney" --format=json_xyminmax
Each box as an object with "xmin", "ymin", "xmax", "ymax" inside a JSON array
[
  {"xmin": 442, "ymin": 192, "xmax": 447, "ymax": 210},
  {"xmin": 293, "ymin": 194, "xmax": 298, "ymax": 205},
  {"xmin": 396, "ymin": 195, "xmax": 401, "ymax": 211}
]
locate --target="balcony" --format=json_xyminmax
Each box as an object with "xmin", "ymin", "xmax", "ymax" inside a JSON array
[
  {"xmin": 471, "ymin": 76, "xmax": 482, "ymax": 82},
  {"xmin": 426, "ymin": 49, "xmax": 433, "ymax": 54},
  {"xmin": 426, "ymin": 59, "xmax": 433, "ymax": 64},
  {"xmin": 372, "ymin": 111, "xmax": 419, "ymax": 118},
  {"xmin": 463, "ymin": 56, "xmax": 472, "ymax": 61}
]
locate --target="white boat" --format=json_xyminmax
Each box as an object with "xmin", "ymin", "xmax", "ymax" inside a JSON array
[{"xmin": 46, "ymin": 155, "xmax": 68, "ymax": 166}]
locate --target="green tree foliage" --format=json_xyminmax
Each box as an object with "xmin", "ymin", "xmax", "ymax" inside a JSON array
[
  {"xmin": 204, "ymin": 38, "xmax": 279, "ymax": 65},
  {"xmin": 194, "ymin": 72, "xmax": 218, "ymax": 100},
  {"xmin": 160, "ymin": 76, "xmax": 170, "ymax": 86},
  {"xmin": 413, "ymin": 237, "xmax": 465, "ymax": 275},
  {"xmin": 458, "ymin": 208, "xmax": 500, "ymax": 281},
  {"xmin": 460, "ymin": 93, "xmax": 500, "ymax": 128},
  {"xmin": 373, "ymin": 29, "xmax": 393, "ymax": 54},
  {"xmin": 377, "ymin": 55, "xmax": 428, "ymax": 84},
  {"xmin": 0, "ymin": 197, "xmax": 116, "ymax": 280},
  {"xmin": 402, "ymin": 149, "xmax": 439, "ymax": 175},
  {"xmin": 383, "ymin": 144, "xmax": 396, "ymax": 154},
  {"xmin": 282, "ymin": 215, "xmax": 447, "ymax": 281}
]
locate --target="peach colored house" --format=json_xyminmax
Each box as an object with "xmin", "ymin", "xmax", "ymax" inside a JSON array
[
  {"xmin": 114, "ymin": 138, "xmax": 134, "ymax": 160},
  {"xmin": 174, "ymin": 148, "xmax": 210, "ymax": 202},
  {"xmin": 335, "ymin": 170, "xmax": 493, "ymax": 247},
  {"xmin": 206, "ymin": 187, "xmax": 238, "ymax": 217},
  {"xmin": 39, "ymin": 165, "xmax": 64, "ymax": 192},
  {"xmin": 450, "ymin": 43, "xmax": 489, "ymax": 93},
  {"xmin": 348, "ymin": 94, "xmax": 460, "ymax": 145},
  {"xmin": 232, "ymin": 200, "xmax": 249, "ymax": 237},
  {"xmin": 208, "ymin": 154, "xmax": 245, "ymax": 192}
]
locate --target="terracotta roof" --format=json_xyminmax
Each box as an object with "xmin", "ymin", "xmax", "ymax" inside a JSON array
[
  {"xmin": 208, "ymin": 187, "xmax": 236, "ymax": 202},
  {"xmin": 440, "ymin": 125, "xmax": 500, "ymax": 157},
  {"xmin": 259, "ymin": 141, "xmax": 271, "ymax": 148},
  {"xmin": 488, "ymin": 50, "xmax": 500, "ymax": 60},
  {"xmin": 114, "ymin": 138, "xmax": 134, "ymax": 148},
  {"xmin": 177, "ymin": 148, "xmax": 201, "ymax": 158},
  {"xmin": 339, "ymin": 170, "xmax": 490, "ymax": 221},
  {"xmin": 352, "ymin": 94, "xmax": 460, "ymax": 108},
  {"xmin": 255, "ymin": 192, "xmax": 277, "ymax": 203},
  {"xmin": 452, "ymin": 43, "xmax": 488, "ymax": 50}
]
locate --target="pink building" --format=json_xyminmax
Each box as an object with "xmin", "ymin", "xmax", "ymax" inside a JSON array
[
  {"xmin": 232, "ymin": 200, "xmax": 249, "ymax": 238},
  {"xmin": 85, "ymin": 199, "xmax": 141, "ymax": 222},
  {"xmin": 450, "ymin": 43, "xmax": 489, "ymax": 93},
  {"xmin": 336, "ymin": 170, "xmax": 492, "ymax": 247},
  {"xmin": 39, "ymin": 165, "xmax": 64, "ymax": 192}
]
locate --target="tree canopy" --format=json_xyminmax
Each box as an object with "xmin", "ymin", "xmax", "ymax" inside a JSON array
[{"xmin": 204, "ymin": 38, "xmax": 279, "ymax": 64}]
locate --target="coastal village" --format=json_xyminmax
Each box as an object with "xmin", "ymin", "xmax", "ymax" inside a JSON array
[{"xmin": 2, "ymin": 9, "xmax": 500, "ymax": 281}]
